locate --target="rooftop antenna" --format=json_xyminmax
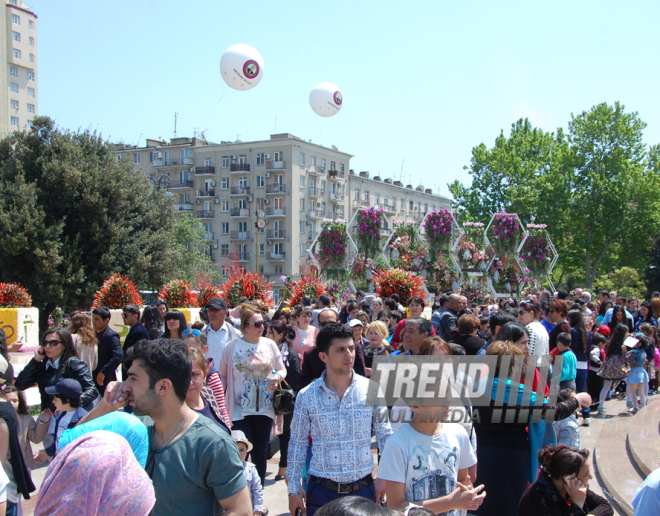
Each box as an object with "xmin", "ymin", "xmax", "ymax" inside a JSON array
[
  {"xmin": 174, "ymin": 112, "xmax": 178, "ymax": 138},
  {"xmin": 399, "ymin": 159, "xmax": 404, "ymax": 182},
  {"xmin": 136, "ymin": 133, "xmax": 143, "ymax": 147}
]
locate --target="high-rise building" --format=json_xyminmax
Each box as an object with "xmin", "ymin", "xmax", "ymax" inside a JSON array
[
  {"xmin": 115, "ymin": 133, "xmax": 451, "ymax": 303},
  {"xmin": 1, "ymin": 0, "xmax": 37, "ymax": 136}
]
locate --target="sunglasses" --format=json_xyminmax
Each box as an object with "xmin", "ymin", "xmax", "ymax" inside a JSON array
[
  {"xmin": 42, "ymin": 339, "xmax": 62, "ymax": 347},
  {"xmin": 182, "ymin": 329, "xmax": 201, "ymax": 337},
  {"xmin": 121, "ymin": 313, "xmax": 134, "ymax": 318},
  {"xmin": 246, "ymin": 320, "xmax": 265, "ymax": 329}
]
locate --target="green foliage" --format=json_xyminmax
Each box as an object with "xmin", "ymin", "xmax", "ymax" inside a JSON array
[
  {"xmin": 172, "ymin": 214, "xmax": 220, "ymax": 283},
  {"xmin": 595, "ymin": 267, "xmax": 646, "ymax": 300},
  {"xmin": 0, "ymin": 117, "xmax": 177, "ymax": 327}
]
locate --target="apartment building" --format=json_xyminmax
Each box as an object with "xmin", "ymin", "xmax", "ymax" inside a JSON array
[
  {"xmin": 1, "ymin": 0, "xmax": 37, "ymax": 136},
  {"xmin": 115, "ymin": 133, "xmax": 451, "ymax": 302}
]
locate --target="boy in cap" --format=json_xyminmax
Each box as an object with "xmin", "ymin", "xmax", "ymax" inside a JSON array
[
  {"xmin": 232, "ymin": 430, "xmax": 264, "ymax": 516},
  {"xmin": 34, "ymin": 378, "xmax": 87, "ymax": 462}
]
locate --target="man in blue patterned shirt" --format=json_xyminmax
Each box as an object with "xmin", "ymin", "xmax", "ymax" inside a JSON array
[{"xmin": 287, "ymin": 323, "xmax": 393, "ymax": 516}]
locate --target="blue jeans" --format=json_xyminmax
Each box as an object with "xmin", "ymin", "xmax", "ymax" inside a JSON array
[
  {"xmin": 305, "ymin": 477, "xmax": 376, "ymax": 516},
  {"xmin": 576, "ymin": 368, "xmax": 590, "ymax": 418},
  {"xmin": 6, "ymin": 501, "xmax": 18, "ymax": 516}
]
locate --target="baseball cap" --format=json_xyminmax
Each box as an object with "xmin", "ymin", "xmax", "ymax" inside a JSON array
[
  {"xmin": 349, "ymin": 319, "xmax": 363, "ymax": 328},
  {"xmin": 597, "ymin": 326, "xmax": 611, "ymax": 336},
  {"xmin": 45, "ymin": 378, "xmax": 82, "ymax": 399},
  {"xmin": 206, "ymin": 298, "xmax": 228, "ymax": 310},
  {"xmin": 231, "ymin": 430, "xmax": 253, "ymax": 452}
]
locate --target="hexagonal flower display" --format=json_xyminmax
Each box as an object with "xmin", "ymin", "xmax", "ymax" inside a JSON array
[
  {"xmin": 486, "ymin": 212, "xmax": 527, "ymax": 257},
  {"xmin": 520, "ymin": 224, "xmax": 556, "ymax": 279},
  {"xmin": 457, "ymin": 222, "xmax": 491, "ymax": 273},
  {"xmin": 487, "ymin": 255, "xmax": 524, "ymax": 297}
]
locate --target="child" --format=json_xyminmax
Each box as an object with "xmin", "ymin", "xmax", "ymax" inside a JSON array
[
  {"xmin": 2, "ymin": 386, "xmax": 47, "ymax": 469},
  {"xmin": 363, "ymin": 321, "xmax": 395, "ymax": 377},
  {"xmin": 378, "ymin": 403, "xmax": 483, "ymax": 515},
  {"xmin": 626, "ymin": 335, "xmax": 649, "ymax": 413},
  {"xmin": 553, "ymin": 388, "xmax": 580, "ymax": 450},
  {"xmin": 638, "ymin": 323, "xmax": 658, "ymax": 396},
  {"xmin": 557, "ymin": 332, "xmax": 577, "ymax": 390},
  {"xmin": 231, "ymin": 430, "xmax": 263, "ymax": 516},
  {"xmin": 34, "ymin": 378, "xmax": 87, "ymax": 462},
  {"xmin": 587, "ymin": 333, "xmax": 607, "ymax": 406}
]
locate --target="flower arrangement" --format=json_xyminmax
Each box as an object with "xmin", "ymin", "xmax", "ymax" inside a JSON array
[
  {"xmin": 425, "ymin": 252, "xmax": 460, "ymax": 294},
  {"xmin": 372, "ymin": 268, "xmax": 426, "ymax": 301},
  {"xmin": 423, "ymin": 209, "xmax": 454, "ymax": 251},
  {"xmin": 460, "ymin": 277, "xmax": 489, "ymax": 305},
  {"xmin": 457, "ymin": 222, "xmax": 490, "ymax": 272},
  {"xmin": 356, "ymin": 207, "xmax": 384, "ymax": 259},
  {"xmin": 521, "ymin": 278, "xmax": 543, "ymax": 300},
  {"xmin": 388, "ymin": 222, "xmax": 427, "ymax": 272},
  {"xmin": 489, "ymin": 255, "xmax": 523, "ymax": 294},
  {"xmin": 197, "ymin": 284, "xmax": 221, "ymax": 308},
  {"xmin": 159, "ymin": 280, "xmax": 197, "ymax": 308},
  {"xmin": 0, "ymin": 282, "xmax": 32, "ymax": 308},
  {"xmin": 285, "ymin": 273, "xmax": 327, "ymax": 307},
  {"xmin": 219, "ymin": 269, "xmax": 274, "ymax": 309},
  {"xmin": 318, "ymin": 219, "xmax": 348, "ymax": 277},
  {"xmin": 92, "ymin": 274, "xmax": 144, "ymax": 309},
  {"xmin": 488, "ymin": 212, "xmax": 524, "ymax": 256},
  {"xmin": 522, "ymin": 224, "xmax": 552, "ymax": 276}
]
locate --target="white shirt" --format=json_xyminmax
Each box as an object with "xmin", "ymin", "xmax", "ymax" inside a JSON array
[
  {"xmin": 206, "ymin": 322, "xmax": 232, "ymax": 365},
  {"xmin": 46, "ymin": 357, "xmax": 61, "ymax": 370},
  {"xmin": 0, "ymin": 461, "xmax": 9, "ymax": 503}
]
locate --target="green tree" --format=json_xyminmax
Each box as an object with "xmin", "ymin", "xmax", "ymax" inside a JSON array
[
  {"xmin": 595, "ymin": 267, "xmax": 646, "ymax": 300},
  {"xmin": 172, "ymin": 213, "xmax": 221, "ymax": 283},
  {"xmin": 0, "ymin": 117, "xmax": 177, "ymax": 331}
]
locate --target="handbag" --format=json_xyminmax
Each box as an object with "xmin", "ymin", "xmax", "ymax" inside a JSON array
[{"xmin": 273, "ymin": 377, "xmax": 296, "ymax": 415}]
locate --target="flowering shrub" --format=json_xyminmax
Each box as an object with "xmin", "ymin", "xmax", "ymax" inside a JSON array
[
  {"xmin": 356, "ymin": 207, "xmax": 384, "ymax": 259},
  {"xmin": 488, "ymin": 212, "xmax": 524, "ymax": 256},
  {"xmin": 318, "ymin": 219, "xmax": 348, "ymax": 276},
  {"xmin": 159, "ymin": 280, "xmax": 197, "ymax": 308},
  {"xmin": 285, "ymin": 273, "xmax": 327, "ymax": 307},
  {"xmin": 0, "ymin": 282, "xmax": 32, "ymax": 308},
  {"xmin": 92, "ymin": 274, "xmax": 143, "ymax": 309},
  {"xmin": 219, "ymin": 270, "xmax": 274, "ymax": 309},
  {"xmin": 489, "ymin": 255, "xmax": 523, "ymax": 295},
  {"xmin": 522, "ymin": 225, "xmax": 552, "ymax": 276},
  {"xmin": 197, "ymin": 284, "xmax": 221, "ymax": 308},
  {"xmin": 423, "ymin": 209, "xmax": 454, "ymax": 251},
  {"xmin": 372, "ymin": 268, "xmax": 426, "ymax": 301},
  {"xmin": 458, "ymin": 222, "xmax": 490, "ymax": 272}
]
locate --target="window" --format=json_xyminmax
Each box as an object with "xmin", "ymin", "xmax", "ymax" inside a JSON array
[
  {"xmin": 222, "ymin": 156, "xmax": 230, "ymax": 168},
  {"xmin": 238, "ymin": 155, "xmax": 247, "ymax": 164},
  {"xmin": 340, "ymin": 163, "xmax": 345, "ymax": 172},
  {"xmin": 134, "ymin": 153, "xmax": 141, "ymax": 164},
  {"xmin": 330, "ymin": 161, "xmax": 336, "ymax": 171},
  {"xmin": 355, "ymin": 189, "xmax": 360, "ymax": 200},
  {"xmin": 259, "ymin": 244, "xmax": 264, "ymax": 256},
  {"xmin": 275, "ymin": 266, "xmax": 283, "ymax": 276},
  {"xmin": 320, "ymin": 180, "xmax": 326, "ymax": 193},
  {"xmin": 300, "ymin": 198, "xmax": 305, "ymax": 211},
  {"xmin": 424, "ymin": 203, "xmax": 428, "ymax": 213},
  {"xmin": 12, "ymin": 32, "xmax": 20, "ymax": 42},
  {"xmin": 12, "ymin": 14, "xmax": 20, "ymax": 24},
  {"xmin": 29, "ymin": 54, "xmax": 34, "ymax": 63},
  {"xmin": 27, "ymin": 104, "xmax": 34, "ymax": 113},
  {"xmin": 10, "ymin": 100, "xmax": 18, "ymax": 109},
  {"xmin": 221, "ymin": 222, "xmax": 229, "ymax": 234},
  {"xmin": 256, "ymin": 175, "xmax": 264, "ymax": 188},
  {"xmin": 375, "ymin": 193, "xmax": 379, "ymax": 206},
  {"xmin": 299, "ymin": 176, "xmax": 305, "ymax": 188},
  {"xmin": 29, "ymin": 37, "xmax": 34, "ymax": 46},
  {"xmin": 221, "ymin": 178, "xmax": 229, "ymax": 190},
  {"xmin": 13, "ymin": 49, "xmax": 21, "ymax": 59},
  {"xmin": 300, "ymin": 244, "xmax": 306, "ymax": 256},
  {"xmin": 10, "ymin": 117, "xmax": 18, "ymax": 126},
  {"xmin": 221, "ymin": 266, "xmax": 229, "ymax": 277},
  {"xmin": 149, "ymin": 151, "xmax": 157, "ymax": 162},
  {"xmin": 300, "ymin": 153, "xmax": 305, "ymax": 166},
  {"xmin": 10, "ymin": 66, "xmax": 18, "ymax": 76},
  {"xmin": 29, "ymin": 20, "xmax": 34, "ymax": 29},
  {"xmin": 384, "ymin": 195, "xmax": 388, "ymax": 207},
  {"xmin": 180, "ymin": 148, "xmax": 191, "ymax": 158},
  {"xmin": 321, "ymin": 158, "xmax": 326, "ymax": 170},
  {"xmin": 256, "ymin": 153, "xmax": 264, "ymax": 165},
  {"xmin": 409, "ymin": 200, "xmax": 414, "ymax": 210},
  {"xmin": 9, "ymin": 0, "xmax": 17, "ymax": 6},
  {"xmin": 221, "ymin": 244, "xmax": 229, "ymax": 256},
  {"xmin": 221, "ymin": 200, "xmax": 229, "ymax": 212},
  {"xmin": 10, "ymin": 82, "xmax": 18, "ymax": 93},
  {"xmin": 401, "ymin": 198, "xmax": 405, "ymax": 210},
  {"xmin": 238, "ymin": 176, "xmax": 248, "ymax": 188},
  {"xmin": 311, "ymin": 156, "xmax": 316, "ymax": 166},
  {"xmin": 27, "ymin": 87, "xmax": 34, "ymax": 97},
  {"xmin": 300, "ymin": 221, "xmax": 306, "ymax": 234},
  {"xmin": 204, "ymin": 157, "xmax": 212, "ymax": 167},
  {"xmin": 364, "ymin": 191, "xmax": 370, "ymax": 203}
]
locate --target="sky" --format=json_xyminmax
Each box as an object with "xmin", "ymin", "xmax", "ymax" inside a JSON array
[{"xmin": 31, "ymin": 0, "xmax": 660, "ymax": 198}]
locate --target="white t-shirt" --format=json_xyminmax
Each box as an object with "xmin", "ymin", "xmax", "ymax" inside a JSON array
[
  {"xmin": 297, "ymin": 327, "xmax": 311, "ymax": 345},
  {"xmin": 0, "ymin": 461, "xmax": 9, "ymax": 503},
  {"xmin": 231, "ymin": 338, "xmax": 276, "ymax": 420},
  {"xmin": 378, "ymin": 423, "xmax": 477, "ymax": 516}
]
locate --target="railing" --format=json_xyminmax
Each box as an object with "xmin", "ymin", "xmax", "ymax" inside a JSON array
[
  {"xmin": 266, "ymin": 160, "xmax": 286, "ymax": 170},
  {"xmin": 195, "ymin": 166, "xmax": 215, "ymax": 174},
  {"xmin": 307, "ymin": 165, "xmax": 323, "ymax": 175},
  {"xmin": 329, "ymin": 192, "xmax": 344, "ymax": 201},
  {"xmin": 265, "ymin": 207, "xmax": 287, "ymax": 216},
  {"xmin": 353, "ymin": 199, "xmax": 371, "ymax": 207},
  {"xmin": 266, "ymin": 183, "xmax": 287, "ymax": 194},
  {"xmin": 230, "ymin": 208, "xmax": 249, "ymax": 217},
  {"xmin": 265, "ymin": 229, "xmax": 286, "ymax": 239},
  {"xmin": 230, "ymin": 231, "xmax": 251, "ymax": 240},
  {"xmin": 195, "ymin": 210, "xmax": 215, "ymax": 218},
  {"xmin": 230, "ymin": 163, "xmax": 250, "ymax": 172},
  {"xmin": 153, "ymin": 157, "xmax": 194, "ymax": 167},
  {"xmin": 174, "ymin": 203, "xmax": 194, "ymax": 212},
  {"xmin": 237, "ymin": 252, "xmax": 250, "ymax": 261},
  {"xmin": 328, "ymin": 169, "xmax": 346, "ymax": 179},
  {"xmin": 230, "ymin": 186, "xmax": 251, "ymax": 195},
  {"xmin": 308, "ymin": 187, "xmax": 322, "ymax": 197},
  {"xmin": 267, "ymin": 252, "xmax": 286, "ymax": 261},
  {"xmin": 196, "ymin": 189, "xmax": 215, "ymax": 197},
  {"xmin": 170, "ymin": 180, "xmax": 194, "ymax": 188},
  {"xmin": 203, "ymin": 232, "xmax": 215, "ymax": 240}
]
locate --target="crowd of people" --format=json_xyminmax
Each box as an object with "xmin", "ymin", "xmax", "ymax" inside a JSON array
[{"xmin": 0, "ymin": 286, "xmax": 658, "ymax": 515}]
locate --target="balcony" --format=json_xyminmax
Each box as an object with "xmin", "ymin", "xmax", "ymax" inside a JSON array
[
  {"xmin": 230, "ymin": 208, "xmax": 250, "ymax": 218},
  {"xmin": 353, "ymin": 199, "xmax": 371, "ymax": 208},
  {"xmin": 230, "ymin": 163, "xmax": 250, "ymax": 173},
  {"xmin": 170, "ymin": 180, "xmax": 194, "ymax": 189},
  {"xmin": 382, "ymin": 204, "xmax": 397, "ymax": 214},
  {"xmin": 230, "ymin": 186, "xmax": 251, "ymax": 196},
  {"xmin": 329, "ymin": 192, "xmax": 344, "ymax": 202},
  {"xmin": 328, "ymin": 169, "xmax": 346, "ymax": 180},
  {"xmin": 173, "ymin": 203, "xmax": 194, "ymax": 212},
  {"xmin": 307, "ymin": 165, "xmax": 323, "ymax": 176},
  {"xmin": 265, "ymin": 207, "xmax": 287, "ymax": 217},
  {"xmin": 308, "ymin": 210, "xmax": 324, "ymax": 220},
  {"xmin": 153, "ymin": 157, "xmax": 194, "ymax": 168},
  {"xmin": 203, "ymin": 232, "xmax": 215, "ymax": 241},
  {"xmin": 265, "ymin": 229, "xmax": 286, "ymax": 239},
  {"xmin": 266, "ymin": 183, "xmax": 287, "ymax": 195},
  {"xmin": 308, "ymin": 187, "xmax": 324, "ymax": 198},
  {"xmin": 230, "ymin": 231, "xmax": 251, "ymax": 240},
  {"xmin": 196, "ymin": 189, "xmax": 215, "ymax": 197},
  {"xmin": 195, "ymin": 210, "xmax": 215, "ymax": 219},
  {"xmin": 237, "ymin": 252, "xmax": 250, "ymax": 262},
  {"xmin": 266, "ymin": 160, "xmax": 286, "ymax": 170},
  {"xmin": 267, "ymin": 252, "xmax": 286, "ymax": 261},
  {"xmin": 195, "ymin": 166, "xmax": 215, "ymax": 175}
]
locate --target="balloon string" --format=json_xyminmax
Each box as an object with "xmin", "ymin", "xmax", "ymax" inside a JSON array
[{"xmin": 201, "ymin": 85, "xmax": 239, "ymax": 128}]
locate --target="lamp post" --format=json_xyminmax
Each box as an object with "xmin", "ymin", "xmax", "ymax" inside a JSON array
[{"xmin": 150, "ymin": 174, "xmax": 173, "ymax": 196}]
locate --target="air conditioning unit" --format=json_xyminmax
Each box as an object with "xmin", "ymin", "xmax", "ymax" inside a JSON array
[
  {"xmin": 265, "ymin": 218, "xmax": 270, "ymax": 224},
  {"xmin": 248, "ymin": 195, "xmax": 253, "ymax": 202},
  {"xmin": 264, "ymin": 199, "xmax": 270, "ymax": 204},
  {"xmin": 195, "ymin": 199, "xmax": 201, "ymax": 205},
  {"xmin": 212, "ymin": 244, "xmax": 218, "ymax": 249},
  {"xmin": 265, "ymin": 154, "xmax": 271, "ymax": 159},
  {"xmin": 265, "ymin": 172, "xmax": 271, "ymax": 178},
  {"xmin": 214, "ymin": 198, "xmax": 220, "ymax": 204},
  {"xmin": 231, "ymin": 155, "xmax": 237, "ymax": 159},
  {"xmin": 266, "ymin": 240, "xmax": 272, "ymax": 246},
  {"xmin": 210, "ymin": 181, "xmax": 216, "ymax": 187}
]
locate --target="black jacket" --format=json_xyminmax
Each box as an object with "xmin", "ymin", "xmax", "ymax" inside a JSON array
[
  {"xmin": 279, "ymin": 342, "xmax": 301, "ymax": 392},
  {"xmin": 518, "ymin": 468, "xmax": 613, "ymax": 516},
  {"xmin": 122, "ymin": 322, "xmax": 150, "ymax": 378},
  {"xmin": 15, "ymin": 356, "xmax": 99, "ymax": 411},
  {"xmin": 0, "ymin": 402, "xmax": 35, "ymax": 499},
  {"xmin": 93, "ymin": 326, "xmax": 123, "ymax": 391}
]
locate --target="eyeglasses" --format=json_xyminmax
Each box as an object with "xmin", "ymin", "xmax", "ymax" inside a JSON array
[
  {"xmin": 246, "ymin": 320, "xmax": 265, "ymax": 329},
  {"xmin": 42, "ymin": 339, "xmax": 62, "ymax": 347},
  {"xmin": 182, "ymin": 329, "xmax": 201, "ymax": 337}
]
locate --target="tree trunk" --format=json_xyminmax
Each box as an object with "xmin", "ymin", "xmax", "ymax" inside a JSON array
[{"xmin": 39, "ymin": 303, "xmax": 57, "ymax": 336}]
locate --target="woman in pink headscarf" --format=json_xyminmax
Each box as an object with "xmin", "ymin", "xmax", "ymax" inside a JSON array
[{"xmin": 34, "ymin": 430, "xmax": 155, "ymax": 516}]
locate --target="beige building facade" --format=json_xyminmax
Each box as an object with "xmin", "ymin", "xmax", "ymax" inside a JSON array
[
  {"xmin": 116, "ymin": 133, "xmax": 451, "ymax": 303},
  {"xmin": 1, "ymin": 0, "xmax": 37, "ymax": 136}
]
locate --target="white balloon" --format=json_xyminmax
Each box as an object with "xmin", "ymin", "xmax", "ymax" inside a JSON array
[
  {"xmin": 219, "ymin": 44, "xmax": 264, "ymax": 91},
  {"xmin": 309, "ymin": 82, "xmax": 343, "ymax": 117}
]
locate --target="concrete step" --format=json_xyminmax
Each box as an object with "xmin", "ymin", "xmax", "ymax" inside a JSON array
[{"xmin": 627, "ymin": 397, "xmax": 660, "ymax": 478}]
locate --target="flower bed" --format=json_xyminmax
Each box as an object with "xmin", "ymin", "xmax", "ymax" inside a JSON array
[
  {"xmin": 521, "ymin": 224, "xmax": 552, "ymax": 277},
  {"xmin": 219, "ymin": 270, "xmax": 274, "ymax": 309},
  {"xmin": 159, "ymin": 280, "xmax": 197, "ymax": 308},
  {"xmin": 355, "ymin": 207, "xmax": 384, "ymax": 259},
  {"xmin": 372, "ymin": 268, "xmax": 426, "ymax": 301},
  {"xmin": 487, "ymin": 212, "xmax": 525, "ymax": 256}
]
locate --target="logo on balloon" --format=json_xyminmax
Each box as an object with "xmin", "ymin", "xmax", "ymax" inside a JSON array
[
  {"xmin": 333, "ymin": 91, "xmax": 343, "ymax": 106},
  {"xmin": 243, "ymin": 60, "xmax": 260, "ymax": 79}
]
